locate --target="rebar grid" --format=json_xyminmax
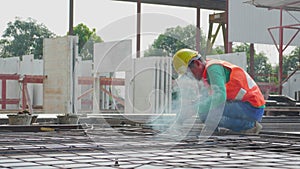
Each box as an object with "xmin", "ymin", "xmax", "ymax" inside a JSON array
[{"xmin": 0, "ymin": 126, "xmax": 300, "ymax": 168}]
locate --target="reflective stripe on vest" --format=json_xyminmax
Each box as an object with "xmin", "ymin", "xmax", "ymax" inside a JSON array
[{"xmin": 203, "ymin": 59, "xmax": 265, "ymax": 107}]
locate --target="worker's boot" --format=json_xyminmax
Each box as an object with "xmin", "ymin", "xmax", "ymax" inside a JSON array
[
  {"xmin": 221, "ymin": 122, "xmax": 263, "ymax": 135},
  {"xmin": 242, "ymin": 121, "xmax": 263, "ymax": 135}
]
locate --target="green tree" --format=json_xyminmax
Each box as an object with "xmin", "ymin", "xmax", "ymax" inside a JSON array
[
  {"xmin": 272, "ymin": 47, "xmax": 299, "ymax": 83},
  {"xmin": 0, "ymin": 17, "xmax": 55, "ymax": 59},
  {"xmin": 71, "ymin": 23, "xmax": 103, "ymax": 60},
  {"xmin": 144, "ymin": 25, "xmax": 206, "ymax": 57},
  {"xmin": 233, "ymin": 43, "xmax": 272, "ymax": 82},
  {"xmin": 233, "ymin": 43, "xmax": 250, "ymax": 54},
  {"xmin": 143, "ymin": 47, "xmax": 167, "ymax": 57},
  {"xmin": 283, "ymin": 47, "xmax": 300, "ymax": 77},
  {"xmin": 254, "ymin": 53, "xmax": 273, "ymax": 82},
  {"xmin": 210, "ymin": 46, "xmax": 225, "ymax": 55}
]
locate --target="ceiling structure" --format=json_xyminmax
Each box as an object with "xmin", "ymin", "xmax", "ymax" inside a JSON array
[
  {"xmin": 245, "ymin": 0, "xmax": 300, "ymax": 11},
  {"xmin": 246, "ymin": 0, "xmax": 300, "ymax": 94},
  {"xmin": 114, "ymin": 0, "xmax": 227, "ymax": 11}
]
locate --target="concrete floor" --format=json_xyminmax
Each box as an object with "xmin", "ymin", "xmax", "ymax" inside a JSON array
[{"xmin": 0, "ymin": 124, "xmax": 300, "ymax": 168}]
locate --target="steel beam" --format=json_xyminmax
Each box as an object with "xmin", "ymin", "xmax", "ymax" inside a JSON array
[
  {"xmin": 136, "ymin": 0, "xmax": 141, "ymax": 58},
  {"xmin": 69, "ymin": 0, "xmax": 74, "ymax": 35},
  {"xmin": 196, "ymin": 7, "xmax": 201, "ymax": 53},
  {"xmin": 114, "ymin": 0, "xmax": 226, "ymax": 11},
  {"xmin": 250, "ymin": 43, "xmax": 255, "ymax": 78}
]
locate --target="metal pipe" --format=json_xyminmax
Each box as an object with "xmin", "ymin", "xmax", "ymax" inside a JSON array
[
  {"xmin": 250, "ymin": 43, "xmax": 255, "ymax": 78},
  {"xmin": 163, "ymin": 61, "xmax": 167, "ymax": 113},
  {"xmin": 196, "ymin": 7, "xmax": 201, "ymax": 53},
  {"xmin": 159, "ymin": 62, "xmax": 162, "ymax": 113},
  {"xmin": 168, "ymin": 59, "xmax": 172, "ymax": 113},
  {"xmin": 279, "ymin": 8, "xmax": 283, "ymax": 94},
  {"xmin": 69, "ymin": 0, "xmax": 74, "ymax": 35},
  {"xmin": 155, "ymin": 62, "xmax": 158, "ymax": 113},
  {"xmin": 225, "ymin": 0, "xmax": 232, "ymax": 53},
  {"xmin": 206, "ymin": 23, "xmax": 213, "ymax": 56},
  {"xmin": 72, "ymin": 38, "xmax": 76, "ymax": 113},
  {"xmin": 22, "ymin": 83, "xmax": 26, "ymax": 110},
  {"xmin": 136, "ymin": 0, "xmax": 141, "ymax": 58},
  {"xmin": 1, "ymin": 80, "xmax": 6, "ymax": 109}
]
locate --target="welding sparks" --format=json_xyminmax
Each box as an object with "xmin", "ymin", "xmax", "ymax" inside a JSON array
[{"xmin": 149, "ymin": 71, "xmax": 222, "ymax": 142}]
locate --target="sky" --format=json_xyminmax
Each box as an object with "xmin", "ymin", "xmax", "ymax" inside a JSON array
[
  {"xmin": 0, "ymin": 0, "xmax": 295, "ymax": 64},
  {"xmin": 0, "ymin": 0, "xmax": 205, "ymax": 44}
]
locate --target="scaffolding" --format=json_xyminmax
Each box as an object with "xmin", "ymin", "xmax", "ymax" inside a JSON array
[{"xmin": 0, "ymin": 74, "xmax": 45, "ymax": 111}]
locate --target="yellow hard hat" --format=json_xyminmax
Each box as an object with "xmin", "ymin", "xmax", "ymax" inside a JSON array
[{"xmin": 173, "ymin": 48, "xmax": 199, "ymax": 75}]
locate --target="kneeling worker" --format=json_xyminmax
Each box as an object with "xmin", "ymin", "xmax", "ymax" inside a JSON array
[{"xmin": 173, "ymin": 49, "xmax": 265, "ymax": 134}]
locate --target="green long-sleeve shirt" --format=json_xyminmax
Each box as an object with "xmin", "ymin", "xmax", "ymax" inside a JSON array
[{"xmin": 197, "ymin": 64, "xmax": 229, "ymax": 114}]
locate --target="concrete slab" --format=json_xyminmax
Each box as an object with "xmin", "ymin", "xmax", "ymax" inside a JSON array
[{"xmin": 0, "ymin": 126, "xmax": 300, "ymax": 168}]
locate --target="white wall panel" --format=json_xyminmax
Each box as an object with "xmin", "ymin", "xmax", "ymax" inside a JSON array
[
  {"xmin": 94, "ymin": 40, "xmax": 132, "ymax": 73},
  {"xmin": 20, "ymin": 55, "xmax": 34, "ymax": 107},
  {"xmin": 0, "ymin": 57, "xmax": 20, "ymax": 74},
  {"xmin": 125, "ymin": 71, "xmax": 133, "ymax": 114},
  {"xmin": 43, "ymin": 36, "xmax": 77, "ymax": 114},
  {"xmin": 229, "ymin": 0, "xmax": 300, "ymax": 45},
  {"xmin": 93, "ymin": 40, "xmax": 132, "ymax": 113},
  {"xmin": 76, "ymin": 59, "xmax": 93, "ymax": 111},
  {"xmin": 0, "ymin": 57, "xmax": 20, "ymax": 109},
  {"xmin": 32, "ymin": 59, "xmax": 43, "ymax": 106},
  {"xmin": 207, "ymin": 52, "xmax": 247, "ymax": 70},
  {"xmin": 129, "ymin": 57, "xmax": 172, "ymax": 114},
  {"xmin": 282, "ymin": 71, "xmax": 300, "ymax": 99},
  {"xmin": 0, "ymin": 56, "xmax": 44, "ymax": 109}
]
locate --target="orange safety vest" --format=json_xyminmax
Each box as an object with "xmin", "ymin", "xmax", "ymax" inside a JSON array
[{"xmin": 202, "ymin": 59, "xmax": 265, "ymax": 107}]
